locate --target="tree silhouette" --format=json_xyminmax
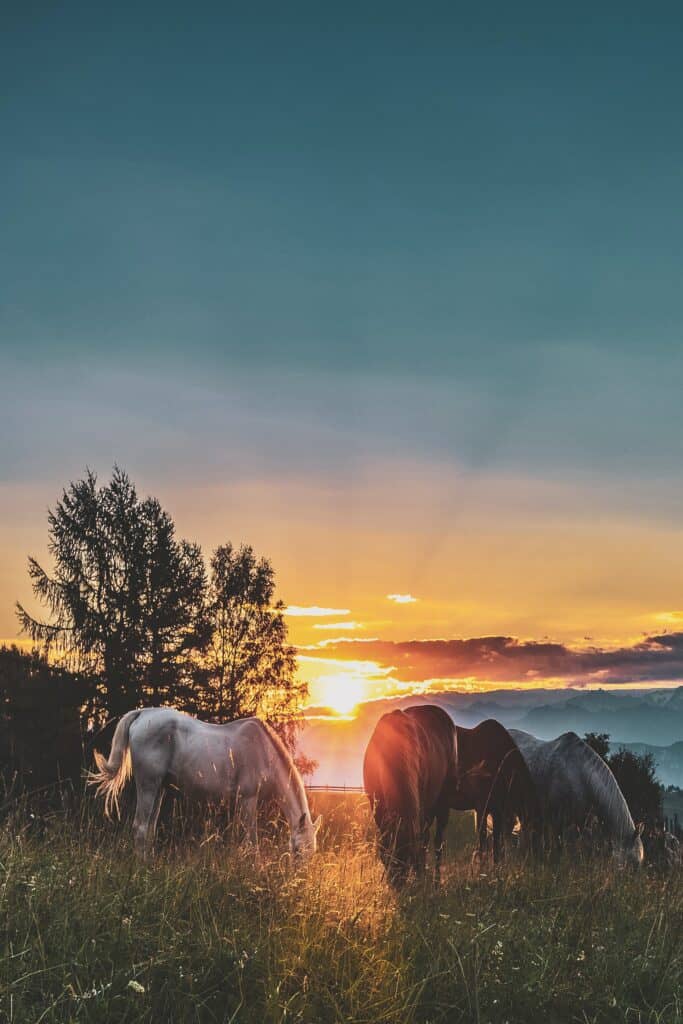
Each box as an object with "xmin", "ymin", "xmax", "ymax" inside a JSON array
[
  {"xmin": 608, "ymin": 748, "xmax": 663, "ymax": 827},
  {"xmin": 16, "ymin": 467, "xmax": 207, "ymax": 716},
  {"xmin": 198, "ymin": 543, "xmax": 307, "ymax": 745},
  {"xmin": 584, "ymin": 732, "xmax": 663, "ymax": 826},
  {"xmin": 583, "ymin": 732, "xmax": 611, "ymax": 760}
]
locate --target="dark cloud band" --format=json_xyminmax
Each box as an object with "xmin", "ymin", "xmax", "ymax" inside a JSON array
[{"xmin": 307, "ymin": 633, "xmax": 683, "ymax": 687}]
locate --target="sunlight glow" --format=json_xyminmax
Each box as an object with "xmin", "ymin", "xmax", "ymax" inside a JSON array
[{"xmin": 316, "ymin": 672, "xmax": 368, "ymax": 715}]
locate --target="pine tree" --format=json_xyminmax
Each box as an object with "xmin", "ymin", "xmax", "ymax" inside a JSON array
[
  {"xmin": 198, "ymin": 543, "xmax": 307, "ymax": 745},
  {"xmin": 16, "ymin": 467, "xmax": 207, "ymax": 716}
]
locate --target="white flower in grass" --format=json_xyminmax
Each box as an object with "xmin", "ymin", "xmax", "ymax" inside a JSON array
[{"xmin": 127, "ymin": 980, "xmax": 146, "ymax": 995}]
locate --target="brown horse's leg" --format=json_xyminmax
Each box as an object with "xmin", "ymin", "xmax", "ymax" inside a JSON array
[
  {"xmin": 492, "ymin": 810, "xmax": 503, "ymax": 863},
  {"xmin": 434, "ymin": 805, "xmax": 449, "ymax": 883},
  {"xmin": 415, "ymin": 818, "xmax": 431, "ymax": 877},
  {"xmin": 382, "ymin": 820, "xmax": 409, "ymax": 889},
  {"xmin": 475, "ymin": 805, "xmax": 494, "ymax": 862}
]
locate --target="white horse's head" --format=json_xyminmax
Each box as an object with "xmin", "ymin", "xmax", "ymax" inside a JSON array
[
  {"xmin": 290, "ymin": 812, "xmax": 322, "ymax": 860},
  {"xmin": 614, "ymin": 824, "xmax": 645, "ymax": 868}
]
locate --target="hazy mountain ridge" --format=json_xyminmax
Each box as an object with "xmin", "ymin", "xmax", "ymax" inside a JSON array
[
  {"xmin": 515, "ymin": 687, "xmax": 683, "ymax": 746},
  {"xmin": 301, "ymin": 686, "xmax": 683, "ymax": 787},
  {"xmin": 617, "ymin": 741, "xmax": 683, "ymax": 788}
]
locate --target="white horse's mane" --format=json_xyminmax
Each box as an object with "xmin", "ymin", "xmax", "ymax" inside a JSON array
[{"xmin": 253, "ymin": 718, "xmax": 309, "ymax": 817}]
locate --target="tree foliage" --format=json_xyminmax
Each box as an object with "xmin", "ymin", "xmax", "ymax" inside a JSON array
[
  {"xmin": 197, "ymin": 543, "xmax": 306, "ymax": 745},
  {"xmin": 16, "ymin": 468, "xmax": 207, "ymax": 715},
  {"xmin": 0, "ymin": 644, "xmax": 91, "ymax": 791},
  {"xmin": 15, "ymin": 468, "xmax": 308, "ymax": 749},
  {"xmin": 584, "ymin": 732, "xmax": 663, "ymax": 826},
  {"xmin": 583, "ymin": 732, "xmax": 611, "ymax": 760},
  {"xmin": 607, "ymin": 748, "xmax": 663, "ymax": 827}
]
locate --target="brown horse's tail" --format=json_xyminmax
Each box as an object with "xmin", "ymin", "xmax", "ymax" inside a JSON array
[{"xmin": 87, "ymin": 709, "xmax": 142, "ymax": 818}]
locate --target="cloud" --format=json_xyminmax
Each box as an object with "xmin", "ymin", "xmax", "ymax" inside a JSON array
[
  {"xmin": 652, "ymin": 611, "xmax": 683, "ymax": 625},
  {"xmin": 387, "ymin": 593, "xmax": 418, "ymax": 604},
  {"xmin": 285, "ymin": 605, "xmax": 351, "ymax": 617},
  {"xmin": 303, "ymin": 636, "xmax": 380, "ymax": 649},
  {"xmin": 307, "ymin": 633, "xmax": 683, "ymax": 687},
  {"xmin": 313, "ymin": 621, "xmax": 362, "ymax": 630}
]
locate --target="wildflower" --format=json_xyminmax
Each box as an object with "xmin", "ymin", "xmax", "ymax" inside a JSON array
[
  {"xmin": 127, "ymin": 980, "xmax": 146, "ymax": 995},
  {"xmin": 78, "ymin": 982, "xmax": 112, "ymax": 1000}
]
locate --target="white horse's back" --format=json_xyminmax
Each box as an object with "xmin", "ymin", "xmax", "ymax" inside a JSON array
[{"xmin": 128, "ymin": 709, "xmax": 282, "ymax": 802}]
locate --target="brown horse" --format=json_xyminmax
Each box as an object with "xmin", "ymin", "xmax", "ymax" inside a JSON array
[
  {"xmin": 363, "ymin": 705, "xmax": 457, "ymax": 887},
  {"xmin": 453, "ymin": 719, "xmax": 540, "ymax": 862}
]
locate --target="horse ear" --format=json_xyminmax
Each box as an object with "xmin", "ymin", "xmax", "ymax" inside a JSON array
[
  {"xmin": 314, "ymin": 815, "xmax": 323, "ymax": 834},
  {"xmin": 635, "ymin": 822, "xmax": 645, "ymax": 837}
]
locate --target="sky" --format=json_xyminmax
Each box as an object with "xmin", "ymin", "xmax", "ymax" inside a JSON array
[{"xmin": 3, "ymin": 2, "xmax": 683, "ymax": 712}]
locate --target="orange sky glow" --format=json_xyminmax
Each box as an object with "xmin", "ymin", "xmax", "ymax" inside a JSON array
[{"xmin": 4, "ymin": 461, "xmax": 683, "ymax": 717}]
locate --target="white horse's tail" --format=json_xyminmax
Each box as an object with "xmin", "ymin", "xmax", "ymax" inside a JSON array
[{"xmin": 87, "ymin": 709, "xmax": 142, "ymax": 818}]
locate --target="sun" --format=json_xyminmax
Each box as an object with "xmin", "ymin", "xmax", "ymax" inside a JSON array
[{"xmin": 317, "ymin": 673, "xmax": 367, "ymax": 716}]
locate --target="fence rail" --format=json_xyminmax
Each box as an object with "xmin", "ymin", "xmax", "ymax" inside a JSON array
[{"xmin": 306, "ymin": 784, "xmax": 365, "ymax": 794}]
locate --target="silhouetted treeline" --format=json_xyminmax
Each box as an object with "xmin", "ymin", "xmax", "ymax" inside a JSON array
[{"xmin": 0, "ymin": 645, "xmax": 91, "ymax": 798}]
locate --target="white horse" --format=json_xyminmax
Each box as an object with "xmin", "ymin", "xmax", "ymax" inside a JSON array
[
  {"xmin": 89, "ymin": 708, "xmax": 320, "ymax": 859},
  {"xmin": 509, "ymin": 729, "xmax": 644, "ymax": 867}
]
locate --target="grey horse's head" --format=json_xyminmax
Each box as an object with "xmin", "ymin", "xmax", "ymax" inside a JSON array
[
  {"xmin": 290, "ymin": 812, "xmax": 322, "ymax": 861},
  {"xmin": 614, "ymin": 824, "xmax": 645, "ymax": 868}
]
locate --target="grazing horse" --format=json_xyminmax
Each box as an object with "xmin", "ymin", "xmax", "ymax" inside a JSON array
[
  {"xmin": 89, "ymin": 708, "xmax": 320, "ymax": 860},
  {"xmin": 452, "ymin": 720, "xmax": 540, "ymax": 862},
  {"xmin": 509, "ymin": 729, "xmax": 644, "ymax": 867},
  {"xmin": 363, "ymin": 705, "xmax": 457, "ymax": 887}
]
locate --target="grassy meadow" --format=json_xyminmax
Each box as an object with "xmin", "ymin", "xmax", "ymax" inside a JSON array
[{"xmin": 1, "ymin": 791, "xmax": 681, "ymax": 1024}]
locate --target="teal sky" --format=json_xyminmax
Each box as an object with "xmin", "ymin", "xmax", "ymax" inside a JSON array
[
  {"xmin": 3, "ymin": 3, "xmax": 683, "ymax": 661},
  {"xmin": 4, "ymin": 3, "xmax": 683, "ymax": 480}
]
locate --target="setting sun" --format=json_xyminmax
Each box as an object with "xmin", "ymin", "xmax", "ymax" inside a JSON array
[{"xmin": 316, "ymin": 672, "xmax": 367, "ymax": 716}]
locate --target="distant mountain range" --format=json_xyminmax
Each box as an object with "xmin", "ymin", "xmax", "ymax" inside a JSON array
[
  {"xmin": 300, "ymin": 686, "xmax": 683, "ymax": 787},
  {"xmin": 618, "ymin": 741, "xmax": 683, "ymax": 789}
]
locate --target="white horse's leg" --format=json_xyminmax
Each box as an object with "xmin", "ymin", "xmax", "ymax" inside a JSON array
[
  {"xmin": 133, "ymin": 776, "xmax": 164, "ymax": 860},
  {"xmin": 242, "ymin": 795, "xmax": 259, "ymax": 847}
]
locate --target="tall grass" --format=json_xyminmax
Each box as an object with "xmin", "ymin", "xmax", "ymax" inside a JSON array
[{"xmin": 0, "ymin": 795, "xmax": 681, "ymax": 1023}]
